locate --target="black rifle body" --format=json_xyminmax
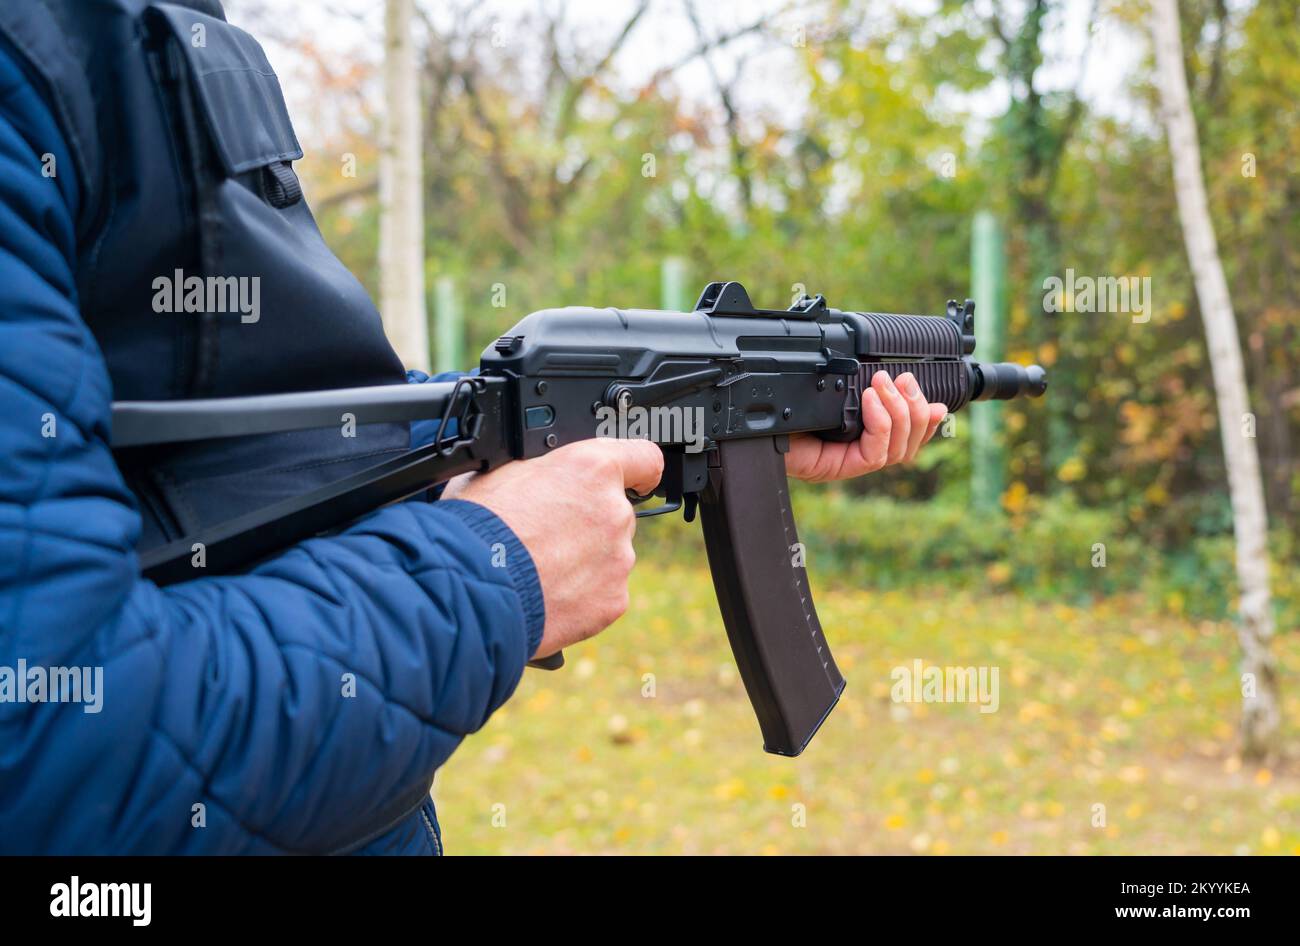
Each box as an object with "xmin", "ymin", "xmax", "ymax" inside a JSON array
[{"xmin": 112, "ymin": 282, "xmax": 1045, "ymax": 756}]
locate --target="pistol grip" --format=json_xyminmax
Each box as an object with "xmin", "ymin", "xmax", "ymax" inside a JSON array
[{"xmin": 698, "ymin": 437, "xmax": 845, "ymax": 756}]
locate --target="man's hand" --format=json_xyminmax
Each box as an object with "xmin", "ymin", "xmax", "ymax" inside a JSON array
[
  {"xmin": 442, "ymin": 439, "xmax": 663, "ymax": 659},
  {"xmin": 786, "ymin": 371, "xmax": 947, "ymax": 482}
]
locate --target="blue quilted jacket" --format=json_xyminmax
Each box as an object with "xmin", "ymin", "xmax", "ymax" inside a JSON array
[{"xmin": 0, "ymin": 35, "xmax": 545, "ymax": 854}]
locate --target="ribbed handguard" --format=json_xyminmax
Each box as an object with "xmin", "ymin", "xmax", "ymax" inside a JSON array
[{"xmin": 856, "ymin": 360, "xmax": 971, "ymax": 413}]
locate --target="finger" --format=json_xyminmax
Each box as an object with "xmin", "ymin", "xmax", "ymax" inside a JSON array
[
  {"xmin": 896, "ymin": 373, "xmax": 930, "ymax": 462},
  {"xmin": 609, "ymin": 438, "xmax": 665, "ymax": 496},
  {"xmin": 871, "ymin": 371, "xmax": 911, "ymax": 464},
  {"xmin": 855, "ymin": 387, "xmax": 892, "ymax": 474},
  {"xmin": 922, "ymin": 404, "xmax": 948, "ymax": 445}
]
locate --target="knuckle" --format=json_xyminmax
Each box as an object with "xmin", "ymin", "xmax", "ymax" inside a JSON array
[
  {"xmin": 571, "ymin": 621, "xmax": 599, "ymax": 646},
  {"xmin": 565, "ymin": 439, "xmax": 594, "ymax": 463},
  {"xmin": 611, "ymin": 486, "xmax": 636, "ymax": 515},
  {"xmin": 588, "ymin": 452, "xmax": 620, "ymax": 482},
  {"xmin": 615, "ymin": 502, "xmax": 636, "ymax": 533},
  {"xmin": 564, "ymin": 439, "xmax": 597, "ymax": 461},
  {"xmin": 646, "ymin": 445, "xmax": 666, "ymax": 479},
  {"xmin": 601, "ymin": 592, "xmax": 629, "ymax": 626}
]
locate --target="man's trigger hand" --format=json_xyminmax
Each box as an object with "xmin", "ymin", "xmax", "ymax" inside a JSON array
[{"xmin": 441, "ymin": 438, "xmax": 663, "ymax": 659}]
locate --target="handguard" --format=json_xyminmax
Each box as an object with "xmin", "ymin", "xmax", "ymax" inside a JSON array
[{"xmin": 699, "ymin": 436, "xmax": 845, "ymax": 756}]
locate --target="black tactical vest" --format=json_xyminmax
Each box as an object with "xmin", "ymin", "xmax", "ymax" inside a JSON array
[{"xmin": 0, "ymin": 0, "xmax": 410, "ymax": 549}]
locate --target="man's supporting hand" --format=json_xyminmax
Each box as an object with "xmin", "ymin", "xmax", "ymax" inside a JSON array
[
  {"xmin": 442, "ymin": 439, "xmax": 664, "ymax": 658},
  {"xmin": 785, "ymin": 371, "xmax": 947, "ymax": 482}
]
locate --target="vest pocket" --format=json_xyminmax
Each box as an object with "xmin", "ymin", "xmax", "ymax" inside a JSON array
[
  {"xmin": 144, "ymin": 3, "xmax": 309, "ymax": 396},
  {"xmin": 146, "ymin": 4, "xmax": 303, "ymax": 178}
]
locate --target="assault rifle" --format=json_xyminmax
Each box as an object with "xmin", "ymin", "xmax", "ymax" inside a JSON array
[{"xmin": 111, "ymin": 282, "xmax": 1046, "ymax": 756}]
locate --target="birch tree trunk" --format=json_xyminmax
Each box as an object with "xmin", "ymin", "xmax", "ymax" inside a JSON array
[
  {"xmin": 379, "ymin": 0, "xmax": 429, "ymax": 371},
  {"xmin": 1150, "ymin": 0, "xmax": 1279, "ymax": 760}
]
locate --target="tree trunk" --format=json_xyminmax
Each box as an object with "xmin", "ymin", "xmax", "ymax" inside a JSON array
[
  {"xmin": 1150, "ymin": 0, "xmax": 1279, "ymax": 761},
  {"xmin": 379, "ymin": 0, "xmax": 429, "ymax": 371}
]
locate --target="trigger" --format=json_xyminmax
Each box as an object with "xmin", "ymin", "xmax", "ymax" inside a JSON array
[{"xmin": 683, "ymin": 492, "xmax": 699, "ymax": 523}]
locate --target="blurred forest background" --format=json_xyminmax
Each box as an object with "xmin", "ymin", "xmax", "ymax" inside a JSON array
[{"xmin": 226, "ymin": 0, "xmax": 1297, "ymax": 853}]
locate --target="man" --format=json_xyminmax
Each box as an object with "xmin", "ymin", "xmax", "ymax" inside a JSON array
[{"xmin": 0, "ymin": 0, "xmax": 944, "ymax": 854}]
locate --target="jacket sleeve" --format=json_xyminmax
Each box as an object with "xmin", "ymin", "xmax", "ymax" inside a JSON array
[
  {"xmin": 407, "ymin": 368, "xmax": 471, "ymax": 451},
  {"xmin": 0, "ymin": 41, "xmax": 545, "ymax": 854}
]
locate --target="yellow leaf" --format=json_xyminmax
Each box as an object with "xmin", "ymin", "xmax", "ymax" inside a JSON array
[
  {"xmin": 1118, "ymin": 765, "xmax": 1147, "ymax": 784},
  {"xmin": 713, "ymin": 778, "xmax": 747, "ymax": 801},
  {"xmin": 1001, "ymin": 481, "xmax": 1030, "ymax": 515},
  {"xmin": 1057, "ymin": 456, "xmax": 1086, "ymax": 483},
  {"xmin": 1144, "ymin": 483, "xmax": 1169, "ymax": 506},
  {"xmin": 1018, "ymin": 701, "xmax": 1050, "ymax": 723},
  {"xmin": 525, "ymin": 688, "xmax": 556, "ymax": 712},
  {"xmin": 986, "ymin": 561, "xmax": 1013, "ymax": 585}
]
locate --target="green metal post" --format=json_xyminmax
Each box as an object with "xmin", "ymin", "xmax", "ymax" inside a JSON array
[
  {"xmin": 661, "ymin": 256, "xmax": 689, "ymax": 312},
  {"xmin": 434, "ymin": 275, "xmax": 462, "ymax": 374},
  {"xmin": 970, "ymin": 211, "xmax": 1007, "ymax": 512}
]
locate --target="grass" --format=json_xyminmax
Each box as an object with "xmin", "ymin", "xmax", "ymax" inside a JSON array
[{"xmin": 433, "ymin": 544, "xmax": 1300, "ymax": 855}]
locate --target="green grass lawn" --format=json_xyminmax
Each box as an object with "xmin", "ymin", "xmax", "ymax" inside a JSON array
[{"xmin": 433, "ymin": 548, "xmax": 1300, "ymax": 855}]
